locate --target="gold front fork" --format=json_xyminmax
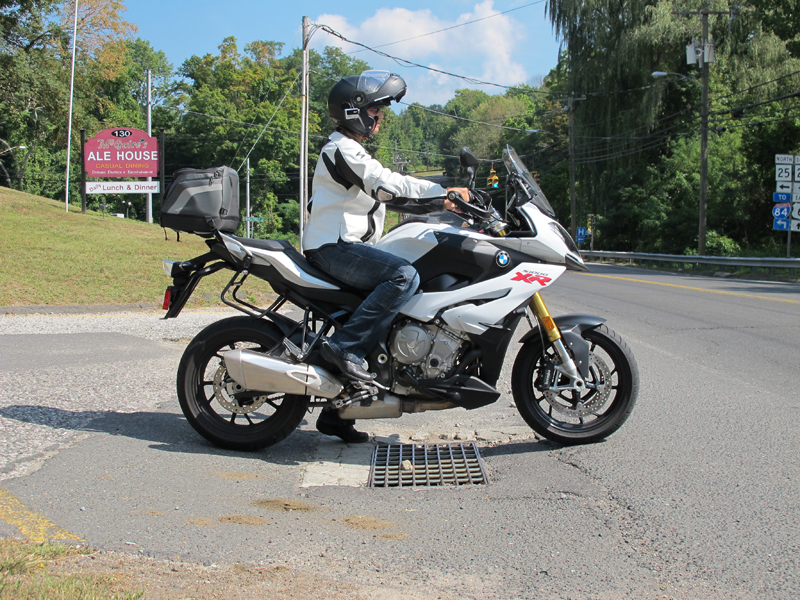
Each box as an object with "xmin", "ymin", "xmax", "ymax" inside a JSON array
[
  {"xmin": 529, "ymin": 292, "xmax": 585, "ymax": 388},
  {"xmin": 530, "ymin": 292, "xmax": 561, "ymax": 342}
]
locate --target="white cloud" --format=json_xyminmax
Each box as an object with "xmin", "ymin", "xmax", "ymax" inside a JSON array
[{"xmin": 313, "ymin": 1, "xmax": 528, "ymax": 107}]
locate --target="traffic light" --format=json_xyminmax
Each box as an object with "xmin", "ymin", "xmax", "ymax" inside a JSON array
[{"xmin": 487, "ymin": 163, "xmax": 499, "ymax": 188}]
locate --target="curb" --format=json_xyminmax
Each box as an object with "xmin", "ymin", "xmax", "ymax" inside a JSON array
[{"xmin": 0, "ymin": 303, "xmax": 162, "ymax": 316}]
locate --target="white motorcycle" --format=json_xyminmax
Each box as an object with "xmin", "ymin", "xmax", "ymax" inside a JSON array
[{"xmin": 162, "ymin": 146, "xmax": 639, "ymax": 449}]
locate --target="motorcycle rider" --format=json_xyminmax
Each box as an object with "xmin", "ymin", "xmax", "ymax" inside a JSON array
[{"xmin": 303, "ymin": 70, "xmax": 468, "ymax": 443}]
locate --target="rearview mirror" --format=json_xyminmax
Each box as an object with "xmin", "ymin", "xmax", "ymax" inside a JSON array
[{"xmin": 460, "ymin": 147, "xmax": 479, "ymax": 170}]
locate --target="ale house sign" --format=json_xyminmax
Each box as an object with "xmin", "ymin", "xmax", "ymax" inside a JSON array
[{"xmin": 84, "ymin": 128, "xmax": 159, "ymax": 177}]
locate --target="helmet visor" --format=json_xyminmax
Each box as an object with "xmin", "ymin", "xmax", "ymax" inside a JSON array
[{"xmin": 356, "ymin": 70, "xmax": 392, "ymax": 94}]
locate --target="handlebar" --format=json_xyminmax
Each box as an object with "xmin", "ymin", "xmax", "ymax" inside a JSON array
[
  {"xmin": 447, "ymin": 190, "xmax": 495, "ymax": 220},
  {"xmin": 447, "ymin": 190, "xmax": 509, "ymax": 237}
]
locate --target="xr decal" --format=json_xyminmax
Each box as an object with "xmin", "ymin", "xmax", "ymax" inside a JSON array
[{"xmin": 511, "ymin": 272, "xmax": 552, "ymax": 285}]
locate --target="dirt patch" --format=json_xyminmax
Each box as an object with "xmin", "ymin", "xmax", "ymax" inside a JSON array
[
  {"xmin": 143, "ymin": 510, "xmax": 164, "ymax": 516},
  {"xmin": 376, "ymin": 532, "xmax": 410, "ymax": 540},
  {"xmin": 187, "ymin": 518, "xmax": 213, "ymax": 527},
  {"xmin": 47, "ymin": 549, "xmax": 460, "ymax": 600},
  {"xmin": 217, "ymin": 514, "xmax": 268, "ymax": 526},
  {"xmin": 251, "ymin": 498, "xmax": 319, "ymax": 512},
  {"xmin": 214, "ymin": 471, "xmax": 262, "ymax": 480},
  {"xmin": 339, "ymin": 516, "xmax": 395, "ymax": 530}
]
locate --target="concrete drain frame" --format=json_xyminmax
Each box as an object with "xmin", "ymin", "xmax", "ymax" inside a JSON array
[{"xmin": 368, "ymin": 442, "xmax": 489, "ymax": 488}]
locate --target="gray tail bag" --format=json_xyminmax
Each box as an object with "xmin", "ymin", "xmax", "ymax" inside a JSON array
[{"xmin": 161, "ymin": 166, "xmax": 240, "ymax": 234}]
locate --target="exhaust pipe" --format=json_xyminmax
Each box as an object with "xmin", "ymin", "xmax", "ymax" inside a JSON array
[{"xmin": 223, "ymin": 349, "xmax": 343, "ymax": 399}]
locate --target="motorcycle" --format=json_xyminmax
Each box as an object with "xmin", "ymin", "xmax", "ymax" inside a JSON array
[{"xmin": 162, "ymin": 145, "xmax": 639, "ymax": 450}]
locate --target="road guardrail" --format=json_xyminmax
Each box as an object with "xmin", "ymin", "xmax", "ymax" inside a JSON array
[{"xmin": 581, "ymin": 251, "xmax": 799, "ymax": 277}]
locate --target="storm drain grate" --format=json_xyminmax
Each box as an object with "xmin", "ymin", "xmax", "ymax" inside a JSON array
[{"xmin": 368, "ymin": 442, "xmax": 488, "ymax": 487}]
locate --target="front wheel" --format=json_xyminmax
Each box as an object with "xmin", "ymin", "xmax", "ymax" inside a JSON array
[
  {"xmin": 512, "ymin": 324, "xmax": 639, "ymax": 445},
  {"xmin": 177, "ymin": 316, "xmax": 309, "ymax": 450}
]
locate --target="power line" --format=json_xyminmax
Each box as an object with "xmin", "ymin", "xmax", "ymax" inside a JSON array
[
  {"xmin": 316, "ymin": 24, "xmax": 558, "ymax": 96},
  {"xmin": 349, "ymin": 0, "xmax": 547, "ymax": 53}
]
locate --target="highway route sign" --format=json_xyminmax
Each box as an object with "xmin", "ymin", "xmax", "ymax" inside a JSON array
[
  {"xmin": 796, "ymin": 164, "xmax": 800, "ymax": 181},
  {"xmin": 773, "ymin": 203, "xmax": 791, "ymax": 218},
  {"xmin": 775, "ymin": 154, "xmax": 794, "ymax": 164},
  {"xmin": 793, "ymin": 203, "xmax": 800, "ymax": 220},
  {"xmin": 774, "ymin": 192, "xmax": 791, "ymax": 203},
  {"xmin": 776, "ymin": 165, "xmax": 793, "ymax": 181},
  {"xmin": 792, "ymin": 220, "xmax": 800, "ymax": 232},
  {"xmin": 777, "ymin": 181, "xmax": 792, "ymax": 192}
]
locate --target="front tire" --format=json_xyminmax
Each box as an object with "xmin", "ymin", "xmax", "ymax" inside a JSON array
[
  {"xmin": 512, "ymin": 324, "xmax": 639, "ymax": 445},
  {"xmin": 177, "ymin": 316, "xmax": 309, "ymax": 450}
]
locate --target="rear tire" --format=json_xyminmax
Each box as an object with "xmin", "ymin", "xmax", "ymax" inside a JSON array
[
  {"xmin": 512, "ymin": 324, "xmax": 639, "ymax": 445},
  {"xmin": 177, "ymin": 316, "xmax": 308, "ymax": 450}
]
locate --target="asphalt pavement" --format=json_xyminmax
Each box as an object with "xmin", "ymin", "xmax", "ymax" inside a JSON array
[{"xmin": 0, "ymin": 264, "xmax": 798, "ymax": 599}]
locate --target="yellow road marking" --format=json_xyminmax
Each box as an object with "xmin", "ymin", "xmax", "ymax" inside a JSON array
[
  {"xmin": 0, "ymin": 487, "xmax": 83, "ymax": 543},
  {"xmin": 581, "ymin": 273, "xmax": 800, "ymax": 305}
]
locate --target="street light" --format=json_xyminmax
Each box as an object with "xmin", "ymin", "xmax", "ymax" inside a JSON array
[
  {"xmin": 653, "ymin": 70, "xmax": 708, "ymax": 255},
  {"xmin": 125, "ymin": 201, "xmax": 132, "ymax": 219},
  {"xmin": 0, "ymin": 144, "xmax": 26, "ymax": 156}
]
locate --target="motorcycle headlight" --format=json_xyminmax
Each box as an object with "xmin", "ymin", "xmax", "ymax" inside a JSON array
[{"xmin": 548, "ymin": 222, "xmax": 580, "ymax": 255}]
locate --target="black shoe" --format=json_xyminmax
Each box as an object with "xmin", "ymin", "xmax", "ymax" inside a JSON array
[
  {"xmin": 320, "ymin": 340, "xmax": 374, "ymax": 382},
  {"xmin": 316, "ymin": 409, "xmax": 369, "ymax": 443}
]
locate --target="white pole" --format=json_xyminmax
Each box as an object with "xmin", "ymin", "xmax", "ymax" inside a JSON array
[
  {"xmin": 64, "ymin": 0, "xmax": 79, "ymax": 213},
  {"xmin": 246, "ymin": 157, "xmax": 251, "ymax": 238},
  {"xmin": 146, "ymin": 69, "xmax": 152, "ymax": 223},
  {"xmin": 299, "ymin": 16, "xmax": 310, "ymax": 250}
]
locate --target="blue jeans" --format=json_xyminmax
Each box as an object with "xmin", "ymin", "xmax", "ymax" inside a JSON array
[{"xmin": 307, "ymin": 241, "xmax": 419, "ymax": 362}]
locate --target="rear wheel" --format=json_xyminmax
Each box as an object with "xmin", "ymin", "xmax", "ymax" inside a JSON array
[
  {"xmin": 177, "ymin": 316, "xmax": 308, "ymax": 450},
  {"xmin": 512, "ymin": 324, "xmax": 639, "ymax": 445}
]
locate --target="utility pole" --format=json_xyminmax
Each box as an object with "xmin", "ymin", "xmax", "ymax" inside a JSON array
[
  {"xmin": 699, "ymin": 11, "xmax": 710, "ymax": 256},
  {"xmin": 299, "ymin": 16, "xmax": 310, "ymax": 250},
  {"xmin": 568, "ymin": 94, "xmax": 577, "ymax": 239},
  {"xmin": 675, "ymin": 7, "xmax": 735, "ymax": 255},
  {"xmin": 246, "ymin": 157, "xmax": 251, "ymax": 238},
  {"xmin": 146, "ymin": 69, "xmax": 153, "ymax": 223},
  {"xmin": 64, "ymin": 0, "xmax": 79, "ymax": 213}
]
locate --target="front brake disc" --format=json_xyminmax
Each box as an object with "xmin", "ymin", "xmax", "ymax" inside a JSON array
[{"xmin": 544, "ymin": 351, "xmax": 612, "ymax": 418}]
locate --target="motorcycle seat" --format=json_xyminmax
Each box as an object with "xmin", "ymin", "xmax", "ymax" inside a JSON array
[{"xmin": 230, "ymin": 236, "xmax": 362, "ymax": 293}]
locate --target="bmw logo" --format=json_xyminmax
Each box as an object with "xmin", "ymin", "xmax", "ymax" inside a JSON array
[{"xmin": 495, "ymin": 251, "xmax": 510, "ymax": 268}]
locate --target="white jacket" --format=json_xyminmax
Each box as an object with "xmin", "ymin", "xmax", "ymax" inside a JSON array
[{"xmin": 302, "ymin": 132, "xmax": 447, "ymax": 252}]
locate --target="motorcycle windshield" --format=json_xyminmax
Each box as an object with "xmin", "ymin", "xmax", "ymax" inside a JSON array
[{"xmin": 502, "ymin": 145, "xmax": 556, "ymax": 218}]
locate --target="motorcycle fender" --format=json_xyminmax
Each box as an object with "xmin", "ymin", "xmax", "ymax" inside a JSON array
[{"xmin": 519, "ymin": 314, "xmax": 606, "ymax": 380}]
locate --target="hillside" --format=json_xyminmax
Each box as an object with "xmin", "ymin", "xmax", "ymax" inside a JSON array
[{"xmin": 0, "ymin": 188, "xmax": 272, "ymax": 308}]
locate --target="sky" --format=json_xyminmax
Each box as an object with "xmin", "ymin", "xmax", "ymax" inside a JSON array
[{"xmin": 123, "ymin": 0, "xmax": 562, "ymax": 107}]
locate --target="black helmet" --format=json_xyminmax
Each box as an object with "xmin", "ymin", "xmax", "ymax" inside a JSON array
[{"xmin": 328, "ymin": 70, "xmax": 407, "ymax": 137}]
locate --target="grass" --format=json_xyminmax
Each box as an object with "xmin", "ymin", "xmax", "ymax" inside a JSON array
[
  {"xmin": 0, "ymin": 187, "xmax": 274, "ymax": 307},
  {"xmin": 0, "ymin": 538, "xmax": 142, "ymax": 599}
]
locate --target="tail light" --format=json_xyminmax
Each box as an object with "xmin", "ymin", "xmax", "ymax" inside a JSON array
[{"xmin": 162, "ymin": 287, "xmax": 173, "ymax": 310}]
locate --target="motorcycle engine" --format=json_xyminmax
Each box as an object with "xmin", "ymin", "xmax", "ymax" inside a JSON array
[{"xmin": 390, "ymin": 321, "xmax": 469, "ymax": 382}]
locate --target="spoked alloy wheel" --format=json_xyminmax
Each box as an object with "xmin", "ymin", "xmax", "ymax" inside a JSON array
[
  {"xmin": 512, "ymin": 324, "xmax": 639, "ymax": 445},
  {"xmin": 177, "ymin": 316, "xmax": 308, "ymax": 450}
]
